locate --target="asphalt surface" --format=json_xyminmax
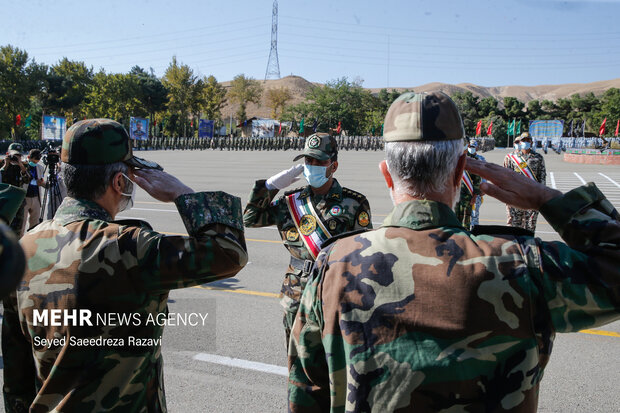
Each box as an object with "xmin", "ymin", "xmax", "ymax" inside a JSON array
[{"xmin": 2, "ymin": 148, "xmax": 619, "ymax": 412}]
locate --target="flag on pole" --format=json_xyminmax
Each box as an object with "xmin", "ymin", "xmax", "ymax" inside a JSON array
[
  {"xmin": 475, "ymin": 120, "xmax": 482, "ymax": 137},
  {"xmin": 381, "ymin": 123, "xmax": 384, "ymax": 136},
  {"xmin": 599, "ymin": 118, "xmax": 606, "ymax": 136},
  {"xmin": 516, "ymin": 119, "xmax": 521, "ymax": 135},
  {"xmin": 615, "ymin": 119, "xmax": 619, "ymax": 137},
  {"xmin": 336, "ymin": 121, "xmax": 342, "ymax": 135},
  {"xmin": 278, "ymin": 121, "xmax": 282, "ymax": 135},
  {"xmin": 299, "ymin": 118, "xmax": 305, "ymax": 133},
  {"xmin": 15, "ymin": 114, "xmax": 21, "ymax": 126},
  {"xmin": 582, "ymin": 120, "xmax": 586, "ymax": 137},
  {"xmin": 507, "ymin": 119, "xmax": 515, "ymax": 136},
  {"xmin": 568, "ymin": 120, "xmax": 573, "ymax": 137},
  {"xmin": 25, "ymin": 115, "xmax": 32, "ymax": 128},
  {"xmin": 311, "ymin": 118, "xmax": 318, "ymax": 132},
  {"xmin": 486, "ymin": 122, "xmax": 493, "ymax": 137}
]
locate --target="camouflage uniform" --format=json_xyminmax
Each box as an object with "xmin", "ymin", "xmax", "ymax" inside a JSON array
[
  {"xmin": 243, "ymin": 134, "xmax": 372, "ymax": 345},
  {"xmin": 1, "ymin": 143, "xmax": 30, "ymax": 238},
  {"xmin": 0, "ymin": 183, "xmax": 27, "ymax": 298},
  {"xmin": 455, "ymin": 149, "xmax": 482, "ymax": 229},
  {"xmin": 288, "ymin": 92, "xmax": 620, "ymax": 412},
  {"xmin": 3, "ymin": 119, "xmax": 248, "ymax": 413},
  {"xmin": 504, "ymin": 139, "xmax": 547, "ymax": 232}
]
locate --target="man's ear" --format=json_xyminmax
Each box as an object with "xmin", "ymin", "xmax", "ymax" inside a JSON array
[
  {"xmin": 379, "ymin": 160, "xmax": 393, "ymax": 189},
  {"xmin": 112, "ymin": 172, "xmax": 124, "ymax": 195},
  {"xmin": 331, "ymin": 160, "xmax": 338, "ymax": 174},
  {"xmin": 454, "ymin": 152, "xmax": 467, "ymax": 187}
]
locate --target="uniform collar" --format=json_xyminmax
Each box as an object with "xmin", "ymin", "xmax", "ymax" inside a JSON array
[
  {"xmin": 299, "ymin": 178, "xmax": 342, "ymax": 201},
  {"xmin": 54, "ymin": 197, "xmax": 113, "ymax": 226},
  {"xmin": 382, "ymin": 199, "xmax": 462, "ymax": 230}
]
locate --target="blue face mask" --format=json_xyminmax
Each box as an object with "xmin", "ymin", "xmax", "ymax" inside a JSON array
[
  {"xmin": 520, "ymin": 142, "xmax": 531, "ymax": 150},
  {"xmin": 28, "ymin": 161, "xmax": 38, "ymax": 167},
  {"xmin": 303, "ymin": 164, "xmax": 331, "ymax": 188}
]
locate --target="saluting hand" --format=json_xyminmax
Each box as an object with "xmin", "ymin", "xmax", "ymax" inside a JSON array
[
  {"xmin": 465, "ymin": 157, "xmax": 561, "ymax": 211},
  {"xmin": 133, "ymin": 169, "xmax": 194, "ymax": 203}
]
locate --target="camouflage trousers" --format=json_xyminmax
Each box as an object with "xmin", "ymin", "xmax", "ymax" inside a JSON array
[
  {"xmin": 471, "ymin": 195, "xmax": 483, "ymax": 227},
  {"xmin": 455, "ymin": 195, "xmax": 474, "ymax": 229},
  {"xmin": 280, "ymin": 270, "xmax": 305, "ymax": 350},
  {"xmin": 507, "ymin": 206, "xmax": 539, "ymax": 232},
  {"xmin": 9, "ymin": 200, "xmax": 26, "ymax": 239}
]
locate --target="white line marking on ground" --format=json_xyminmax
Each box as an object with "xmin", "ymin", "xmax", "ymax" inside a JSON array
[
  {"xmin": 598, "ymin": 173, "xmax": 620, "ymax": 189},
  {"xmin": 132, "ymin": 208, "xmax": 178, "ymax": 213},
  {"xmin": 549, "ymin": 172, "xmax": 557, "ymax": 189},
  {"xmin": 193, "ymin": 353, "xmax": 287, "ymax": 377},
  {"xmin": 573, "ymin": 172, "xmax": 586, "ymax": 185}
]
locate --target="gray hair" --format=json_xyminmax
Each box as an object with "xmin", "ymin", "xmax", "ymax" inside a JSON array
[
  {"xmin": 385, "ymin": 140, "xmax": 464, "ymax": 198},
  {"xmin": 62, "ymin": 162, "xmax": 128, "ymax": 201}
]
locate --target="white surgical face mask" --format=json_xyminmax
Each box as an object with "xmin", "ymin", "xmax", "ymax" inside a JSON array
[
  {"xmin": 118, "ymin": 173, "xmax": 136, "ymax": 212},
  {"xmin": 521, "ymin": 142, "xmax": 531, "ymax": 150},
  {"xmin": 303, "ymin": 163, "xmax": 332, "ymax": 188}
]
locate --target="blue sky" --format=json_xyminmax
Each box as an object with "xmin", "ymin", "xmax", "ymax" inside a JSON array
[{"xmin": 3, "ymin": 0, "xmax": 620, "ymax": 88}]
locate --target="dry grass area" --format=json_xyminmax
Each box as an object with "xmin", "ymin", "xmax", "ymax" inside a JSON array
[{"xmin": 220, "ymin": 75, "xmax": 620, "ymax": 119}]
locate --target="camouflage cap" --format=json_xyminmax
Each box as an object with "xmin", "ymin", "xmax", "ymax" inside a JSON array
[
  {"xmin": 383, "ymin": 92, "xmax": 465, "ymax": 142},
  {"xmin": 7, "ymin": 143, "xmax": 24, "ymax": 156},
  {"xmin": 293, "ymin": 133, "xmax": 338, "ymax": 161},
  {"xmin": 0, "ymin": 183, "xmax": 26, "ymax": 224},
  {"xmin": 61, "ymin": 119, "xmax": 162, "ymax": 170},
  {"xmin": 515, "ymin": 131, "xmax": 531, "ymax": 143}
]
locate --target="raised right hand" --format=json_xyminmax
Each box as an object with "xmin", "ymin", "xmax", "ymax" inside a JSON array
[
  {"xmin": 133, "ymin": 169, "xmax": 194, "ymax": 203},
  {"xmin": 265, "ymin": 164, "xmax": 304, "ymax": 190}
]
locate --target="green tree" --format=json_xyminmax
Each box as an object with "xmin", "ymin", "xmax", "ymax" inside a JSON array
[
  {"xmin": 451, "ymin": 91, "xmax": 480, "ymax": 136},
  {"xmin": 201, "ymin": 75, "xmax": 227, "ymax": 123},
  {"xmin": 41, "ymin": 58, "xmax": 93, "ymax": 121},
  {"xmin": 228, "ymin": 74, "xmax": 263, "ymax": 122},
  {"xmin": 162, "ymin": 57, "xmax": 204, "ymax": 136},
  {"xmin": 503, "ymin": 97, "xmax": 525, "ymax": 119},
  {"xmin": 478, "ymin": 96, "xmax": 500, "ymax": 118},
  {"xmin": 84, "ymin": 70, "xmax": 143, "ymax": 128},
  {"xmin": 130, "ymin": 66, "xmax": 168, "ymax": 132},
  {"xmin": 266, "ymin": 87, "xmax": 292, "ymax": 119}
]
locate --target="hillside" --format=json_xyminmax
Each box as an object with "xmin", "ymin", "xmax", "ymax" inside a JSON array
[{"xmin": 221, "ymin": 75, "xmax": 620, "ymax": 120}]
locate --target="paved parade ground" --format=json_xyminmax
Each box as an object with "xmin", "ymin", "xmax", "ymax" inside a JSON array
[{"xmin": 2, "ymin": 148, "xmax": 619, "ymax": 412}]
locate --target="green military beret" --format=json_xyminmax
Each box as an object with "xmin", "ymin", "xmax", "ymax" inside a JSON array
[
  {"xmin": 61, "ymin": 118, "xmax": 162, "ymax": 170},
  {"xmin": 383, "ymin": 92, "xmax": 465, "ymax": 142},
  {"xmin": 0, "ymin": 184, "xmax": 26, "ymax": 224},
  {"xmin": 293, "ymin": 133, "xmax": 338, "ymax": 161}
]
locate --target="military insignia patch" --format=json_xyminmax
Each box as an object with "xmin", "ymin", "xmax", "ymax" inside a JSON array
[
  {"xmin": 328, "ymin": 219, "xmax": 338, "ymax": 231},
  {"xmin": 308, "ymin": 136, "xmax": 320, "ymax": 148},
  {"xmin": 286, "ymin": 228, "xmax": 299, "ymax": 242},
  {"xmin": 330, "ymin": 205, "xmax": 342, "ymax": 216},
  {"xmin": 358, "ymin": 211, "xmax": 370, "ymax": 227},
  {"xmin": 299, "ymin": 214, "xmax": 317, "ymax": 235}
]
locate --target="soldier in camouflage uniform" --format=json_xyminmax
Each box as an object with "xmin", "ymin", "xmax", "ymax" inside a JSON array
[
  {"xmin": 288, "ymin": 92, "xmax": 620, "ymax": 412},
  {"xmin": 243, "ymin": 133, "xmax": 372, "ymax": 348},
  {"xmin": 0, "ymin": 183, "xmax": 26, "ymax": 298},
  {"xmin": 3, "ymin": 119, "xmax": 248, "ymax": 413},
  {"xmin": 1, "ymin": 143, "xmax": 30, "ymax": 237},
  {"xmin": 504, "ymin": 131, "xmax": 547, "ymax": 232},
  {"xmin": 455, "ymin": 139, "xmax": 483, "ymax": 229}
]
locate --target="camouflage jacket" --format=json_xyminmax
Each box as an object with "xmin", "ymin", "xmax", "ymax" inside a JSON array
[
  {"xmin": 503, "ymin": 150, "xmax": 546, "ymax": 184},
  {"xmin": 243, "ymin": 178, "xmax": 371, "ymax": 310},
  {"xmin": 288, "ymin": 183, "xmax": 619, "ymax": 412},
  {"xmin": 5, "ymin": 192, "xmax": 247, "ymax": 413}
]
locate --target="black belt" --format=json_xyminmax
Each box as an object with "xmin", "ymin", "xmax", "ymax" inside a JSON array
[{"xmin": 289, "ymin": 256, "xmax": 314, "ymax": 275}]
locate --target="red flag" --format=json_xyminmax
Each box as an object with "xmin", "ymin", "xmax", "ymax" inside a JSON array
[
  {"xmin": 15, "ymin": 114, "xmax": 21, "ymax": 126},
  {"xmin": 599, "ymin": 117, "xmax": 606, "ymax": 136},
  {"xmin": 153, "ymin": 120, "xmax": 157, "ymax": 126},
  {"xmin": 615, "ymin": 119, "xmax": 619, "ymax": 137},
  {"xmin": 278, "ymin": 121, "xmax": 282, "ymax": 135},
  {"xmin": 190, "ymin": 120, "xmax": 194, "ymax": 127},
  {"xmin": 475, "ymin": 120, "xmax": 482, "ymax": 137},
  {"xmin": 336, "ymin": 121, "xmax": 342, "ymax": 134},
  {"xmin": 486, "ymin": 122, "xmax": 493, "ymax": 136}
]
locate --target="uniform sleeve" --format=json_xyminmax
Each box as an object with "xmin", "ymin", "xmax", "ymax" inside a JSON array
[
  {"xmin": 122, "ymin": 191, "xmax": 248, "ymax": 294},
  {"xmin": 534, "ymin": 183, "xmax": 620, "ymax": 333},
  {"xmin": 352, "ymin": 198, "xmax": 373, "ymax": 231},
  {"xmin": 288, "ymin": 249, "xmax": 331, "ymax": 412},
  {"xmin": 503, "ymin": 154, "xmax": 512, "ymax": 169},
  {"xmin": 242, "ymin": 179, "xmax": 281, "ymax": 228},
  {"xmin": 2, "ymin": 292, "xmax": 36, "ymax": 413},
  {"xmin": 537, "ymin": 156, "xmax": 546, "ymax": 185}
]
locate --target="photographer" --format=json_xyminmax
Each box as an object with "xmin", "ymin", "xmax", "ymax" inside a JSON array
[{"xmin": 0, "ymin": 143, "xmax": 30, "ymax": 237}]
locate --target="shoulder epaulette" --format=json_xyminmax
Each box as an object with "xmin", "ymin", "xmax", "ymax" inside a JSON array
[
  {"xmin": 323, "ymin": 228, "xmax": 370, "ymax": 248},
  {"xmin": 342, "ymin": 187, "xmax": 367, "ymax": 203},
  {"xmin": 111, "ymin": 219, "xmax": 154, "ymax": 231},
  {"xmin": 470, "ymin": 225, "xmax": 534, "ymax": 237},
  {"xmin": 283, "ymin": 186, "xmax": 306, "ymax": 196}
]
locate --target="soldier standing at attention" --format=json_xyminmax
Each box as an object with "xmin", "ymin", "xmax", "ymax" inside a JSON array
[
  {"xmin": 243, "ymin": 132, "xmax": 372, "ymax": 348},
  {"xmin": 503, "ymin": 131, "xmax": 546, "ymax": 232},
  {"xmin": 0, "ymin": 143, "xmax": 30, "ymax": 237},
  {"xmin": 455, "ymin": 139, "xmax": 483, "ymax": 229},
  {"xmin": 288, "ymin": 92, "xmax": 620, "ymax": 412},
  {"xmin": 3, "ymin": 119, "xmax": 248, "ymax": 412}
]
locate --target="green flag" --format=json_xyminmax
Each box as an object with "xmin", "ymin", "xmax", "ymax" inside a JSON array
[
  {"xmin": 25, "ymin": 115, "xmax": 32, "ymax": 128},
  {"xmin": 381, "ymin": 123, "xmax": 384, "ymax": 135},
  {"xmin": 507, "ymin": 119, "xmax": 515, "ymax": 136},
  {"xmin": 516, "ymin": 119, "xmax": 521, "ymax": 135},
  {"xmin": 299, "ymin": 118, "xmax": 304, "ymax": 133}
]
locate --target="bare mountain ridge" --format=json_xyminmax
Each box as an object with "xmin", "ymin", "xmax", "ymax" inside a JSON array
[{"xmin": 220, "ymin": 75, "xmax": 620, "ymax": 120}]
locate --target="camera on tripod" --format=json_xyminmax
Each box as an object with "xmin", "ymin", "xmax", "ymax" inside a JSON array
[
  {"xmin": 42, "ymin": 150, "xmax": 60, "ymax": 167},
  {"xmin": 39, "ymin": 146, "xmax": 64, "ymax": 222}
]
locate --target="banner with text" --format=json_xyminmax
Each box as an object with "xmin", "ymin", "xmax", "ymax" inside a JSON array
[
  {"xmin": 42, "ymin": 115, "xmax": 66, "ymax": 141},
  {"xmin": 199, "ymin": 119, "xmax": 215, "ymax": 139},
  {"xmin": 130, "ymin": 117, "xmax": 149, "ymax": 141}
]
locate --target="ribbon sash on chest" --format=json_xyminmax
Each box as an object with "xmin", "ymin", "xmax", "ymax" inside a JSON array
[
  {"xmin": 285, "ymin": 192, "xmax": 333, "ymax": 260},
  {"xmin": 508, "ymin": 153, "xmax": 537, "ymax": 181},
  {"xmin": 461, "ymin": 171, "xmax": 474, "ymax": 195}
]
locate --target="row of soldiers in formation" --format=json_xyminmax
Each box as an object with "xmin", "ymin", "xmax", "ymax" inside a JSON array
[{"xmin": 0, "ymin": 91, "xmax": 618, "ymax": 412}]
